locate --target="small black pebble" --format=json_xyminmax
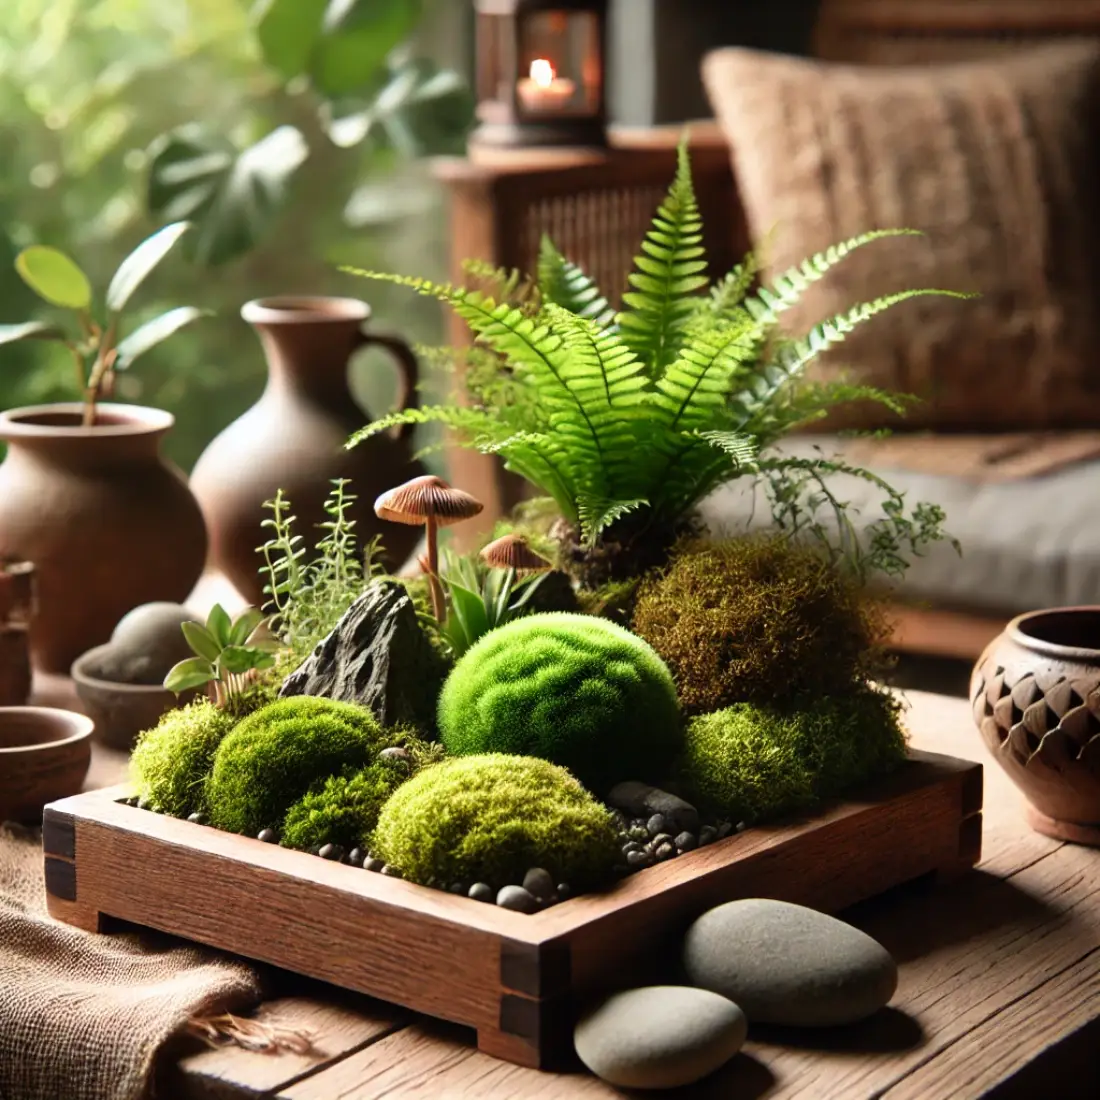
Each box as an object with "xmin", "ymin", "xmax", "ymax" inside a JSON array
[
  {"xmin": 257, "ymin": 828, "xmax": 278, "ymax": 844},
  {"xmin": 626, "ymin": 849, "xmax": 651, "ymax": 868},
  {"xmin": 735, "ymin": 821, "xmax": 747, "ymax": 833},
  {"xmin": 468, "ymin": 882, "xmax": 494, "ymax": 903},
  {"xmin": 364, "ymin": 857, "xmax": 385, "ymax": 872},
  {"xmin": 347, "ymin": 848, "xmax": 365, "ymax": 867},
  {"xmin": 698, "ymin": 825, "xmax": 718, "ymax": 846},
  {"xmin": 449, "ymin": 883, "xmax": 467, "ymax": 895},
  {"xmin": 186, "ymin": 812, "xmax": 206, "ymax": 825},
  {"xmin": 522, "ymin": 867, "xmax": 556, "ymax": 900},
  {"xmin": 654, "ymin": 843, "xmax": 676, "ymax": 862},
  {"xmin": 556, "ymin": 883, "xmax": 570, "ymax": 900},
  {"xmin": 628, "ymin": 825, "xmax": 649, "ymax": 842},
  {"xmin": 717, "ymin": 822, "xmax": 734, "ymax": 839},
  {"xmin": 380, "ymin": 864, "xmax": 403, "ymax": 878},
  {"xmin": 675, "ymin": 831, "xmax": 698, "ymax": 852},
  {"xmin": 621, "ymin": 841, "xmax": 644, "ymax": 855},
  {"xmin": 646, "ymin": 813, "xmax": 666, "ymax": 836},
  {"xmin": 319, "ymin": 843, "xmax": 343, "ymax": 861},
  {"xmin": 651, "ymin": 832, "xmax": 674, "ymax": 848}
]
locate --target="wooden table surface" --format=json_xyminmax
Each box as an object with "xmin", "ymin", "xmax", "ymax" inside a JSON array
[{"xmin": 56, "ymin": 683, "xmax": 1100, "ymax": 1100}]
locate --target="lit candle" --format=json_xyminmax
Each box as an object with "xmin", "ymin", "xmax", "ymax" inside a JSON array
[{"xmin": 516, "ymin": 58, "xmax": 576, "ymax": 113}]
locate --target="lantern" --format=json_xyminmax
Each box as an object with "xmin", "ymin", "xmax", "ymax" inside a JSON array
[{"xmin": 472, "ymin": 0, "xmax": 608, "ymax": 149}]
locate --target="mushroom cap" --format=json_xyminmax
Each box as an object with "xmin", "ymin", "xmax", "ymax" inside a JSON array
[
  {"xmin": 374, "ymin": 475, "xmax": 484, "ymax": 527},
  {"xmin": 479, "ymin": 533, "xmax": 552, "ymax": 573}
]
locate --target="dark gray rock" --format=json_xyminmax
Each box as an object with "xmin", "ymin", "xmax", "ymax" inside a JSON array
[
  {"xmin": 468, "ymin": 882, "xmax": 494, "ymax": 903},
  {"xmin": 523, "ymin": 867, "xmax": 555, "ymax": 900},
  {"xmin": 575, "ymin": 985, "xmax": 746, "ymax": 1089},
  {"xmin": 279, "ymin": 579, "xmax": 446, "ymax": 732},
  {"xmin": 675, "ymin": 831, "xmax": 698, "ymax": 852},
  {"xmin": 363, "ymin": 857, "xmax": 385, "ymax": 872},
  {"xmin": 92, "ymin": 602, "xmax": 199, "ymax": 684},
  {"xmin": 682, "ymin": 898, "xmax": 898, "ymax": 1026},
  {"xmin": 608, "ymin": 781, "xmax": 700, "ymax": 835},
  {"xmin": 497, "ymin": 885, "xmax": 539, "ymax": 913}
]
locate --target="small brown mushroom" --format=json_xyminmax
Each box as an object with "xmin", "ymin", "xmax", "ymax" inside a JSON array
[
  {"xmin": 479, "ymin": 533, "xmax": 552, "ymax": 575},
  {"xmin": 374, "ymin": 475, "xmax": 483, "ymax": 620}
]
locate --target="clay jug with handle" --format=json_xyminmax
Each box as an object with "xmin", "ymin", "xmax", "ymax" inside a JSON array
[{"xmin": 189, "ymin": 296, "xmax": 427, "ymax": 606}]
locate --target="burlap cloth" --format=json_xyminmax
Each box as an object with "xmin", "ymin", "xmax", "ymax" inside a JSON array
[{"xmin": 0, "ymin": 823, "xmax": 262, "ymax": 1100}]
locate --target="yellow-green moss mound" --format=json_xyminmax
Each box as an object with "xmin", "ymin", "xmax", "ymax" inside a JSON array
[
  {"xmin": 205, "ymin": 697, "xmax": 391, "ymax": 836},
  {"xmin": 372, "ymin": 754, "xmax": 620, "ymax": 890},
  {"xmin": 632, "ymin": 536, "xmax": 890, "ymax": 714},
  {"xmin": 681, "ymin": 688, "xmax": 908, "ymax": 822},
  {"xmin": 281, "ymin": 761, "xmax": 408, "ymax": 852},
  {"xmin": 129, "ymin": 700, "xmax": 234, "ymax": 817},
  {"xmin": 437, "ymin": 612, "xmax": 681, "ymax": 793}
]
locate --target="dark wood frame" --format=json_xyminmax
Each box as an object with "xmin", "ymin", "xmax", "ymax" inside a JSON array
[{"xmin": 45, "ymin": 750, "xmax": 982, "ymax": 1070}]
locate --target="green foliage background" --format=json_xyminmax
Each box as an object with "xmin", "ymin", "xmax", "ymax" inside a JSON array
[{"xmin": 0, "ymin": 0, "xmax": 468, "ymax": 469}]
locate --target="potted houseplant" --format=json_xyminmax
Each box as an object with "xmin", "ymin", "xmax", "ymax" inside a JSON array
[{"xmin": 0, "ymin": 223, "xmax": 208, "ymax": 670}]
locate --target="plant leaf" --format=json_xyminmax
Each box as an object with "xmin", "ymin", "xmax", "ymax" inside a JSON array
[
  {"xmin": 229, "ymin": 608, "xmax": 266, "ymax": 646},
  {"xmin": 311, "ymin": 0, "xmax": 421, "ymax": 98},
  {"xmin": 206, "ymin": 603, "xmax": 232, "ymax": 648},
  {"xmin": 181, "ymin": 621, "xmax": 222, "ymax": 662},
  {"xmin": 15, "ymin": 246, "xmax": 92, "ymax": 309},
  {"xmin": 219, "ymin": 644, "xmax": 271, "ymax": 674},
  {"xmin": 446, "ymin": 580, "xmax": 489, "ymax": 648},
  {"xmin": 0, "ymin": 321, "xmax": 66, "ymax": 346},
  {"xmin": 115, "ymin": 306, "xmax": 208, "ymax": 370},
  {"xmin": 253, "ymin": 0, "xmax": 328, "ymax": 80},
  {"xmin": 147, "ymin": 126, "xmax": 307, "ymax": 266},
  {"xmin": 106, "ymin": 222, "xmax": 191, "ymax": 313},
  {"xmin": 164, "ymin": 657, "xmax": 216, "ymax": 694},
  {"xmin": 537, "ymin": 235, "xmax": 614, "ymax": 327}
]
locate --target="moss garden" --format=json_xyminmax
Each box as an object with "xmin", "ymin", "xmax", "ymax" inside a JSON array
[{"xmin": 123, "ymin": 148, "xmax": 964, "ymax": 912}]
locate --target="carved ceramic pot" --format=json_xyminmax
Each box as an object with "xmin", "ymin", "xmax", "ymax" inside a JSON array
[{"xmin": 971, "ymin": 607, "xmax": 1100, "ymax": 844}]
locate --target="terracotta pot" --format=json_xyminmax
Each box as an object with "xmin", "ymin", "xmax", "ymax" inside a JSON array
[
  {"xmin": 0, "ymin": 706, "xmax": 93, "ymax": 824},
  {"xmin": 971, "ymin": 606, "xmax": 1100, "ymax": 844},
  {"xmin": 189, "ymin": 296, "xmax": 427, "ymax": 605},
  {"xmin": 0, "ymin": 404, "xmax": 207, "ymax": 672}
]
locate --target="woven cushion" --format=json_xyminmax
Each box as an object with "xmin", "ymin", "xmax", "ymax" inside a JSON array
[{"xmin": 702, "ymin": 43, "xmax": 1100, "ymax": 430}]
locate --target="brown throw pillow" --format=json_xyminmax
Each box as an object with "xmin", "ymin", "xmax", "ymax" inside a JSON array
[{"xmin": 702, "ymin": 43, "xmax": 1100, "ymax": 430}]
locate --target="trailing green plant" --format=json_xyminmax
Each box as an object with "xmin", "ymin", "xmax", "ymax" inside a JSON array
[
  {"xmin": 259, "ymin": 479, "xmax": 385, "ymax": 656},
  {"xmin": 0, "ymin": 222, "xmax": 205, "ymax": 425},
  {"xmin": 164, "ymin": 604, "xmax": 279, "ymax": 712},
  {"xmin": 345, "ymin": 143, "xmax": 971, "ymax": 584},
  {"xmin": 679, "ymin": 688, "xmax": 908, "ymax": 822},
  {"xmin": 437, "ymin": 612, "xmax": 682, "ymax": 794},
  {"xmin": 631, "ymin": 535, "xmax": 891, "ymax": 715},
  {"xmin": 371, "ymin": 753, "xmax": 621, "ymax": 890}
]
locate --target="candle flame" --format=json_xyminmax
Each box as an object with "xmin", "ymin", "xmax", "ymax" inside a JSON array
[{"xmin": 529, "ymin": 58, "xmax": 555, "ymax": 87}]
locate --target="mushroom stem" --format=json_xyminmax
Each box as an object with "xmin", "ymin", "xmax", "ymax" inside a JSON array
[{"xmin": 425, "ymin": 518, "xmax": 445, "ymax": 622}]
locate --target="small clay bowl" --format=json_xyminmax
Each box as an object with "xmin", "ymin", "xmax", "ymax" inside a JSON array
[
  {"xmin": 72, "ymin": 644, "xmax": 196, "ymax": 750},
  {"xmin": 0, "ymin": 706, "xmax": 93, "ymax": 823}
]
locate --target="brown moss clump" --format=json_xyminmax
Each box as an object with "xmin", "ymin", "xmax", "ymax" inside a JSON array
[{"xmin": 631, "ymin": 536, "xmax": 890, "ymax": 714}]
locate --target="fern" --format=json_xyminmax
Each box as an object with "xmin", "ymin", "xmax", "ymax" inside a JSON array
[
  {"xmin": 618, "ymin": 142, "xmax": 709, "ymax": 378},
  {"xmin": 343, "ymin": 141, "xmax": 973, "ymax": 578}
]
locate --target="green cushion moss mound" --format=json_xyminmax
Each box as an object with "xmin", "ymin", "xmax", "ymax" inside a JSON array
[
  {"xmin": 372, "ymin": 753, "xmax": 620, "ymax": 889},
  {"xmin": 281, "ymin": 761, "xmax": 408, "ymax": 853},
  {"xmin": 130, "ymin": 700, "xmax": 234, "ymax": 818},
  {"xmin": 206, "ymin": 697, "xmax": 390, "ymax": 836},
  {"xmin": 681, "ymin": 687, "xmax": 908, "ymax": 823},
  {"xmin": 632, "ymin": 537, "xmax": 889, "ymax": 715},
  {"xmin": 437, "ymin": 612, "xmax": 681, "ymax": 793}
]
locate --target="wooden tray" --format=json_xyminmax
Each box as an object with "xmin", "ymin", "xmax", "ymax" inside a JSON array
[{"xmin": 43, "ymin": 749, "xmax": 982, "ymax": 1069}]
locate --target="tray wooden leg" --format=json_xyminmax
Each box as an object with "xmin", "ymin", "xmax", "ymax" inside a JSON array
[{"xmin": 42, "ymin": 806, "xmax": 104, "ymax": 932}]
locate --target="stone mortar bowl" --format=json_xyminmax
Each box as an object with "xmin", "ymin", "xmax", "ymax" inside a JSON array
[
  {"xmin": 72, "ymin": 644, "xmax": 197, "ymax": 750},
  {"xmin": 971, "ymin": 606, "xmax": 1100, "ymax": 844},
  {"xmin": 0, "ymin": 706, "xmax": 93, "ymax": 823}
]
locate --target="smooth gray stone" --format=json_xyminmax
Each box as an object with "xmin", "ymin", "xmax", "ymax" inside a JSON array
[
  {"xmin": 91, "ymin": 602, "xmax": 199, "ymax": 684},
  {"xmin": 607, "ymin": 781, "xmax": 700, "ymax": 835},
  {"xmin": 575, "ymin": 985, "xmax": 746, "ymax": 1089},
  {"xmin": 279, "ymin": 579, "xmax": 446, "ymax": 732},
  {"xmin": 496, "ymin": 885, "xmax": 539, "ymax": 913},
  {"xmin": 683, "ymin": 898, "xmax": 898, "ymax": 1026},
  {"xmin": 522, "ymin": 867, "xmax": 555, "ymax": 900}
]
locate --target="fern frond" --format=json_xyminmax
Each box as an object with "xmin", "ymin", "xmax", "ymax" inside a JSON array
[
  {"xmin": 742, "ymin": 229, "xmax": 924, "ymax": 326},
  {"xmin": 731, "ymin": 288, "xmax": 974, "ymax": 434},
  {"xmin": 618, "ymin": 142, "xmax": 709, "ymax": 378},
  {"xmin": 538, "ymin": 236, "xmax": 615, "ymax": 327},
  {"xmin": 695, "ymin": 430, "xmax": 758, "ymax": 466},
  {"xmin": 697, "ymin": 254, "xmax": 758, "ymax": 319},
  {"xmin": 576, "ymin": 495, "xmax": 648, "ymax": 548},
  {"xmin": 461, "ymin": 257, "xmax": 539, "ymax": 310},
  {"xmin": 346, "ymin": 404, "xmax": 499, "ymax": 449}
]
